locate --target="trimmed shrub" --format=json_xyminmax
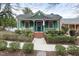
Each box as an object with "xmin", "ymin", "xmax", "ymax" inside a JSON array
[
  {"xmin": 9, "ymin": 42, "xmax": 20, "ymax": 51},
  {"xmin": 46, "ymin": 35, "xmax": 53, "ymax": 43},
  {"xmin": 15, "ymin": 30, "xmax": 32, "ymax": 37},
  {"xmin": 15, "ymin": 30, "xmax": 33, "ymax": 41},
  {"xmin": 67, "ymin": 45, "xmax": 79, "ymax": 56},
  {"xmin": 46, "ymin": 30, "xmax": 59, "ymax": 36},
  {"xmin": 22, "ymin": 43, "xmax": 34, "ymax": 53},
  {"xmin": 17, "ymin": 35, "xmax": 31, "ymax": 42},
  {"xmin": 55, "ymin": 44, "xmax": 66, "ymax": 56},
  {"xmin": 46, "ymin": 35, "xmax": 76, "ymax": 44},
  {"xmin": 3, "ymin": 33, "xmax": 32, "ymax": 42},
  {"xmin": 15, "ymin": 30, "xmax": 22, "ymax": 34},
  {"xmin": 69, "ymin": 30, "xmax": 76, "ymax": 36},
  {"xmin": 0, "ymin": 40, "xmax": 7, "ymax": 51},
  {"xmin": 46, "ymin": 30, "xmax": 65, "ymax": 36},
  {"xmin": 0, "ymin": 26, "xmax": 4, "ymax": 31},
  {"xmin": 24, "ymin": 30, "xmax": 32, "ymax": 37},
  {"xmin": 3, "ymin": 34, "xmax": 18, "ymax": 41},
  {"xmin": 58, "ymin": 31, "xmax": 65, "ymax": 35},
  {"xmin": 61, "ymin": 25, "xmax": 68, "ymax": 34}
]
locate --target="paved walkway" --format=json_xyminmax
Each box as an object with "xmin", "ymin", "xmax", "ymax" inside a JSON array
[
  {"xmin": 32, "ymin": 38, "xmax": 79, "ymax": 51},
  {"xmin": 32, "ymin": 38, "xmax": 55, "ymax": 51}
]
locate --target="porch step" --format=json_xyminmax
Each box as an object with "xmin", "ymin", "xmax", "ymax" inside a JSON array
[{"xmin": 33, "ymin": 32, "xmax": 44, "ymax": 38}]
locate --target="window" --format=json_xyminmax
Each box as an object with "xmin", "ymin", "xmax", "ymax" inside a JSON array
[
  {"xmin": 21, "ymin": 21, "xmax": 24, "ymax": 27},
  {"xmin": 25, "ymin": 22, "xmax": 29, "ymax": 28},
  {"xmin": 53, "ymin": 21, "xmax": 58, "ymax": 29},
  {"xmin": 49, "ymin": 21, "xmax": 53, "ymax": 28},
  {"xmin": 30, "ymin": 21, "xmax": 33, "ymax": 27}
]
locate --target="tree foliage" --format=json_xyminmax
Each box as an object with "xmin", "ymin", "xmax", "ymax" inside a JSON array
[
  {"xmin": 0, "ymin": 3, "xmax": 16, "ymax": 27},
  {"xmin": 22, "ymin": 7, "xmax": 33, "ymax": 15}
]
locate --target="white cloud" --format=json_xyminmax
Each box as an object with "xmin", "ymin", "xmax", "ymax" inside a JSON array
[{"xmin": 11, "ymin": 3, "xmax": 79, "ymax": 18}]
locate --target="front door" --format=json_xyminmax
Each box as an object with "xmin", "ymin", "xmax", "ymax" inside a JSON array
[{"xmin": 35, "ymin": 21, "xmax": 43, "ymax": 32}]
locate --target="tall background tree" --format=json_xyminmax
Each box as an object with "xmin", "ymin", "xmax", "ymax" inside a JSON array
[
  {"xmin": 0, "ymin": 3, "xmax": 20, "ymax": 28},
  {"xmin": 0, "ymin": 3, "xmax": 5, "ymax": 26},
  {"xmin": 22, "ymin": 7, "xmax": 33, "ymax": 15}
]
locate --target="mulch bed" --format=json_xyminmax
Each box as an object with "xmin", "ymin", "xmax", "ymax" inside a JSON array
[
  {"xmin": 0, "ymin": 50, "xmax": 78, "ymax": 56},
  {"xmin": 46, "ymin": 51, "xmax": 56, "ymax": 56},
  {"xmin": 0, "ymin": 50, "xmax": 37, "ymax": 56},
  {"xmin": 0, "ymin": 50, "xmax": 57, "ymax": 56}
]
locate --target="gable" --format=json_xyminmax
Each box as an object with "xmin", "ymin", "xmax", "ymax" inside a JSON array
[{"xmin": 31, "ymin": 11, "xmax": 46, "ymax": 19}]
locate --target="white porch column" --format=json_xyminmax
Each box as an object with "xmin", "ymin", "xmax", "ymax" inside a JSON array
[
  {"xmin": 43, "ymin": 20, "xmax": 45, "ymax": 32},
  {"xmin": 33, "ymin": 20, "xmax": 35, "ymax": 32}
]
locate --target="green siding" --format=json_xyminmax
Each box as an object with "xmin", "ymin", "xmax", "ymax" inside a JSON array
[
  {"xmin": 53, "ymin": 21, "xmax": 58, "ymax": 29},
  {"xmin": 45, "ymin": 21, "xmax": 48, "ymax": 28}
]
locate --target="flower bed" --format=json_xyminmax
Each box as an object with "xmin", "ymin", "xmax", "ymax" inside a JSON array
[
  {"xmin": 0, "ymin": 40, "xmax": 34, "ymax": 55},
  {"xmin": 45, "ymin": 35, "xmax": 76, "ymax": 44},
  {"xmin": 0, "ymin": 31, "xmax": 33, "ymax": 42},
  {"xmin": 45, "ymin": 30, "xmax": 77, "ymax": 44},
  {"xmin": 67, "ymin": 45, "xmax": 79, "ymax": 56},
  {"xmin": 55, "ymin": 45, "xmax": 79, "ymax": 56}
]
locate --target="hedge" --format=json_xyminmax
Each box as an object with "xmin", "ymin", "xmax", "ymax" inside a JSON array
[
  {"xmin": 55, "ymin": 44, "xmax": 66, "ymax": 56},
  {"xmin": 22, "ymin": 43, "xmax": 34, "ymax": 53},
  {"xmin": 3, "ymin": 33, "xmax": 33, "ymax": 42},
  {"xmin": 0, "ymin": 40, "xmax": 7, "ymax": 51},
  {"xmin": 67, "ymin": 45, "xmax": 79, "ymax": 56},
  {"xmin": 46, "ymin": 35, "xmax": 76, "ymax": 44},
  {"xmin": 9, "ymin": 42, "xmax": 20, "ymax": 51}
]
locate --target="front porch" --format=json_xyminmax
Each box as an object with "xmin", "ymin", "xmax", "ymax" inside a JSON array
[
  {"xmin": 63, "ymin": 24, "xmax": 79, "ymax": 31},
  {"xmin": 17, "ymin": 10, "xmax": 62, "ymax": 32},
  {"xmin": 17, "ymin": 20, "xmax": 60, "ymax": 32}
]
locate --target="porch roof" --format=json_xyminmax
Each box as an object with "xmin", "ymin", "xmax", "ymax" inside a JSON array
[
  {"xmin": 16, "ymin": 10, "xmax": 62, "ymax": 21},
  {"xmin": 62, "ymin": 17, "xmax": 79, "ymax": 24}
]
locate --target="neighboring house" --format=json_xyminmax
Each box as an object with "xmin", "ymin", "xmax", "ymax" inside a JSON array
[
  {"xmin": 62, "ymin": 17, "xmax": 79, "ymax": 31},
  {"xmin": 16, "ymin": 11, "xmax": 62, "ymax": 32}
]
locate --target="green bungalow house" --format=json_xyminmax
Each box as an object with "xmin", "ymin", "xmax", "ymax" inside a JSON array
[{"xmin": 16, "ymin": 11, "xmax": 62, "ymax": 32}]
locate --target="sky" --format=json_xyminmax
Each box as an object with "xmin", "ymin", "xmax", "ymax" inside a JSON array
[{"xmin": 12, "ymin": 3, "xmax": 79, "ymax": 18}]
